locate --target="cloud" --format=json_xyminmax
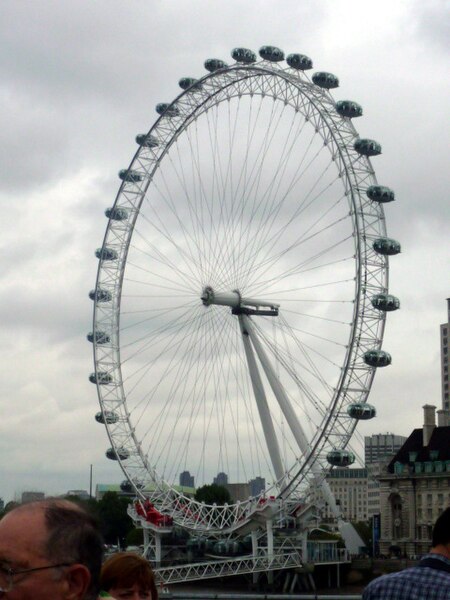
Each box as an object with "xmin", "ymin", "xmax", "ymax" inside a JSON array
[{"xmin": 0, "ymin": 0, "xmax": 448, "ymax": 504}]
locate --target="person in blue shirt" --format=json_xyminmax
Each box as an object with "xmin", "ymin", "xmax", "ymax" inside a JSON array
[{"xmin": 363, "ymin": 507, "xmax": 450, "ymax": 599}]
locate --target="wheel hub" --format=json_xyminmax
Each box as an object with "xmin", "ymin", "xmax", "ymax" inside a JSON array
[{"xmin": 201, "ymin": 286, "xmax": 279, "ymax": 316}]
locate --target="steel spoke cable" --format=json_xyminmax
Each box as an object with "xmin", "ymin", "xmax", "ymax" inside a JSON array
[
  {"xmin": 140, "ymin": 306, "xmax": 224, "ymax": 466},
  {"xmin": 236, "ymin": 107, "xmax": 313, "ymax": 281},
  {"xmin": 233, "ymin": 100, "xmax": 289, "ymax": 282},
  {"xmin": 138, "ymin": 187, "xmax": 208, "ymax": 286},
  {"xmin": 130, "ymin": 218, "xmax": 202, "ymax": 290},
  {"xmin": 240, "ymin": 157, "xmax": 339, "ymax": 289},
  {"xmin": 248, "ymin": 250, "xmax": 354, "ymax": 297},
  {"xmin": 246, "ymin": 231, "xmax": 353, "ymax": 296}
]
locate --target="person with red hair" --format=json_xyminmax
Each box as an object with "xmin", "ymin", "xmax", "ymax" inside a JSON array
[{"xmin": 99, "ymin": 552, "xmax": 158, "ymax": 600}]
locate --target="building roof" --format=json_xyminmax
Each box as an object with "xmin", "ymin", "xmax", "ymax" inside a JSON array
[{"xmin": 387, "ymin": 426, "xmax": 450, "ymax": 472}]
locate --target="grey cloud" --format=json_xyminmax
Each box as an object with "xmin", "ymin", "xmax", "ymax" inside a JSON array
[{"xmin": 0, "ymin": 0, "xmax": 448, "ymax": 502}]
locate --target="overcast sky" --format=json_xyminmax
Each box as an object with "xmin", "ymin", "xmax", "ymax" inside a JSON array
[{"xmin": 0, "ymin": 0, "xmax": 449, "ymax": 503}]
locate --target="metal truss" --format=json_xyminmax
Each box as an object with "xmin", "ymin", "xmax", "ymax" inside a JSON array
[
  {"xmin": 154, "ymin": 550, "xmax": 303, "ymax": 585},
  {"xmin": 92, "ymin": 52, "xmax": 390, "ymax": 533}
]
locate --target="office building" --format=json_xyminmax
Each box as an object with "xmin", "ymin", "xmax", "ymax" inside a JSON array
[
  {"xmin": 440, "ymin": 298, "xmax": 450, "ymax": 411},
  {"xmin": 365, "ymin": 434, "xmax": 407, "ymax": 464},
  {"xmin": 249, "ymin": 476, "xmax": 266, "ymax": 497},
  {"xmin": 21, "ymin": 491, "xmax": 45, "ymax": 504},
  {"xmin": 66, "ymin": 489, "xmax": 90, "ymax": 501},
  {"xmin": 321, "ymin": 468, "xmax": 368, "ymax": 522},
  {"xmin": 213, "ymin": 472, "xmax": 228, "ymax": 486},
  {"xmin": 226, "ymin": 483, "xmax": 251, "ymax": 502},
  {"xmin": 365, "ymin": 433, "xmax": 407, "ymax": 519},
  {"xmin": 179, "ymin": 471, "xmax": 195, "ymax": 488}
]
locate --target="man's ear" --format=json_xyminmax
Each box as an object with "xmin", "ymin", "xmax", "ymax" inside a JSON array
[{"xmin": 63, "ymin": 563, "xmax": 91, "ymax": 600}]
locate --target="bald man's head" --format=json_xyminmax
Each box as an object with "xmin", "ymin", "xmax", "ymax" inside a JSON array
[{"xmin": 0, "ymin": 498, "xmax": 104, "ymax": 600}]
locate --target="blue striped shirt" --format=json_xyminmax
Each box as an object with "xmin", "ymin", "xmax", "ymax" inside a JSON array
[{"xmin": 362, "ymin": 553, "xmax": 450, "ymax": 600}]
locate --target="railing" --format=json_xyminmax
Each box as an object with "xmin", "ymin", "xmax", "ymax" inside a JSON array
[
  {"xmin": 155, "ymin": 544, "xmax": 351, "ymax": 585},
  {"xmin": 155, "ymin": 551, "xmax": 303, "ymax": 584},
  {"xmin": 167, "ymin": 595, "xmax": 362, "ymax": 600}
]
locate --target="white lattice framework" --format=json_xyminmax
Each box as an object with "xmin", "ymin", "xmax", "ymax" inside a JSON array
[{"xmin": 91, "ymin": 52, "xmax": 390, "ymax": 533}]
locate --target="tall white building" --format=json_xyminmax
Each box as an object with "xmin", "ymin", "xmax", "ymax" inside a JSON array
[
  {"xmin": 440, "ymin": 298, "xmax": 450, "ymax": 411},
  {"xmin": 365, "ymin": 434, "xmax": 407, "ymax": 464},
  {"xmin": 322, "ymin": 468, "xmax": 368, "ymax": 522},
  {"xmin": 365, "ymin": 433, "xmax": 407, "ymax": 519}
]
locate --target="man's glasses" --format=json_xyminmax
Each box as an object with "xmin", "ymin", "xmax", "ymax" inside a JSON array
[{"xmin": 0, "ymin": 563, "xmax": 71, "ymax": 592}]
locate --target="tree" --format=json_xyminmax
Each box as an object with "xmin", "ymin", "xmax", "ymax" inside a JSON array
[
  {"xmin": 97, "ymin": 492, "xmax": 134, "ymax": 546},
  {"xmin": 194, "ymin": 484, "xmax": 231, "ymax": 505},
  {"xmin": 0, "ymin": 501, "xmax": 20, "ymax": 519},
  {"xmin": 125, "ymin": 527, "xmax": 143, "ymax": 548}
]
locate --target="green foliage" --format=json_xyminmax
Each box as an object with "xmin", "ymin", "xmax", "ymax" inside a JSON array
[
  {"xmin": 0, "ymin": 501, "xmax": 20, "ymax": 519},
  {"xmin": 125, "ymin": 527, "xmax": 144, "ymax": 547},
  {"xmin": 65, "ymin": 492, "xmax": 133, "ymax": 546},
  {"xmin": 97, "ymin": 492, "xmax": 133, "ymax": 545},
  {"xmin": 194, "ymin": 484, "xmax": 232, "ymax": 505},
  {"xmin": 0, "ymin": 494, "xmax": 134, "ymax": 548}
]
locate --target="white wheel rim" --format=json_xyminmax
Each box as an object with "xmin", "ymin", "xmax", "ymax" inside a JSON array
[{"xmin": 92, "ymin": 61, "xmax": 388, "ymax": 532}]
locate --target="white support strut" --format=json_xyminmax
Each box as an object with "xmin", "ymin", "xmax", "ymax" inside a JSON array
[
  {"xmin": 238, "ymin": 315, "xmax": 286, "ymax": 488},
  {"xmin": 241, "ymin": 314, "xmax": 341, "ymax": 518}
]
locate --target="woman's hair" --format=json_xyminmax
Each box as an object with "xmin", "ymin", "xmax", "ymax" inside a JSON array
[{"xmin": 100, "ymin": 552, "xmax": 158, "ymax": 599}]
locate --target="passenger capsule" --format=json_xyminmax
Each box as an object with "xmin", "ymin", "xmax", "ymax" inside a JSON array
[
  {"xmin": 231, "ymin": 47, "xmax": 257, "ymax": 64},
  {"xmin": 259, "ymin": 46, "xmax": 284, "ymax": 62},
  {"xmin": 95, "ymin": 410, "xmax": 119, "ymax": 424},
  {"xmin": 156, "ymin": 103, "xmax": 179, "ymax": 117},
  {"xmin": 89, "ymin": 371, "xmax": 113, "ymax": 385},
  {"xmin": 347, "ymin": 403, "xmax": 376, "ymax": 420},
  {"xmin": 95, "ymin": 247, "xmax": 118, "ymax": 261},
  {"xmin": 335, "ymin": 100, "xmax": 363, "ymax": 118},
  {"xmin": 363, "ymin": 350, "xmax": 392, "ymax": 367},
  {"xmin": 105, "ymin": 207, "xmax": 128, "ymax": 221},
  {"xmin": 327, "ymin": 449, "xmax": 355, "ymax": 467},
  {"xmin": 89, "ymin": 289, "xmax": 112, "ymax": 302},
  {"xmin": 371, "ymin": 293, "xmax": 400, "ymax": 312},
  {"xmin": 286, "ymin": 53, "xmax": 313, "ymax": 70},
  {"xmin": 118, "ymin": 169, "xmax": 142, "ymax": 183},
  {"xmin": 372, "ymin": 238, "xmax": 401, "ymax": 256},
  {"xmin": 135, "ymin": 133, "xmax": 159, "ymax": 148},
  {"xmin": 106, "ymin": 447, "xmax": 129, "ymax": 461},
  {"xmin": 204, "ymin": 58, "xmax": 228, "ymax": 72},
  {"xmin": 366, "ymin": 185, "xmax": 394, "ymax": 203},
  {"xmin": 87, "ymin": 331, "xmax": 110, "ymax": 345},
  {"xmin": 120, "ymin": 480, "xmax": 133, "ymax": 493},
  {"xmin": 178, "ymin": 77, "xmax": 202, "ymax": 91},
  {"xmin": 213, "ymin": 541, "xmax": 227, "ymax": 554},
  {"xmin": 354, "ymin": 138, "xmax": 382, "ymax": 157},
  {"xmin": 312, "ymin": 72, "xmax": 339, "ymax": 89}
]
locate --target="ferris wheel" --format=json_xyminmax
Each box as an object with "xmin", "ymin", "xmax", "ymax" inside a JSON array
[{"xmin": 89, "ymin": 46, "xmax": 400, "ymax": 533}]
